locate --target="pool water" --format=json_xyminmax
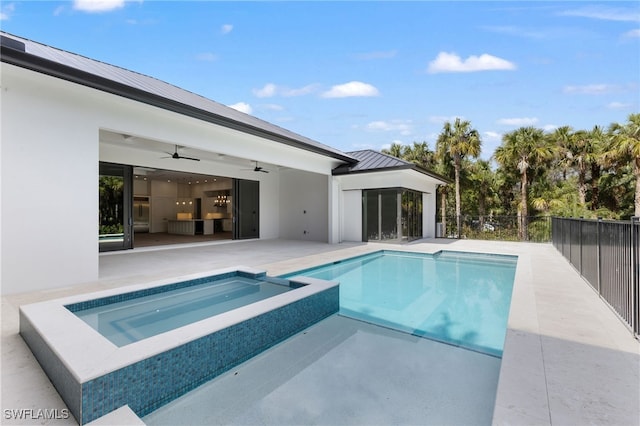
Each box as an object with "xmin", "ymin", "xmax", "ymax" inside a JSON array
[
  {"xmin": 282, "ymin": 250, "xmax": 517, "ymax": 357},
  {"xmin": 71, "ymin": 276, "xmax": 294, "ymax": 347}
]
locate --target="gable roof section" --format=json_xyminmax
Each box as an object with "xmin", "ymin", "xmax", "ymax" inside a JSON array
[
  {"xmin": 332, "ymin": 149, "xmax": 451, "ymax": 184},
  {"xmin": 0, "ymin": 32, "xmax": 357, "ymax": 164}
]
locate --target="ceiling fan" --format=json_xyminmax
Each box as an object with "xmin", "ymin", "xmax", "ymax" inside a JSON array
[
  {"xmin": 163, "ymin": 145, "xmax": 200, "ymax": 161},
  {"xmin": 251, "ymin": 161, "xmax": 269, "ymax": 173}
]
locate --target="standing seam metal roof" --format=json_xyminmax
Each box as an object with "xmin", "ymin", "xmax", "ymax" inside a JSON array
[
  {"xmin": 332, "ymin": 150, "xmax": 451, "ymax": 183},
  {"xmin": 0, "ymin": 32, "xmax": 356, "ymax": 163}
]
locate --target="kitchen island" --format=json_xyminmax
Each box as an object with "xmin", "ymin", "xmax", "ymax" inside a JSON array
[{"xmin": 167, "ymin": 219, "xmax": 214, "ymax": 235}]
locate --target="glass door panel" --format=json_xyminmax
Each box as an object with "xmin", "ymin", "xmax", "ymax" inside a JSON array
[
  {"xmin": 380, "ymin": 190, "xmax": 399, "ymax": 241},
  {"xmin": 363, "ymin": 190, "xmax": 379, "ymax": 241},
  {"xmin": 233, "ymin": 179, "xmax": 259, "ymax": 239},
  {"xmin": 99, "ymin": 163, "xmax": 132, "ymax": 252}
]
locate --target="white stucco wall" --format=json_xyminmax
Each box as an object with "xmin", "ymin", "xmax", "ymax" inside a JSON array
[
  {"xmin": 1, "ymin": 64, "xmax": 100, "ymax": 294},
  {"xmin": 278, "ymin": 169, "xmax": 328, "ymax": 242},
  {"xmin": 341, "ymin": 190, "xmax": 363, "ymax": 242},
  {"xmin": 423, "ymin": 191, "xmax": 437, "ymax": 238}
]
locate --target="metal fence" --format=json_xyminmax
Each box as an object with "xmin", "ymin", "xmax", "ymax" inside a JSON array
[
  {"xmin": 437, "ymin": 215, "xmax": 551, "ymax": 242},
  {"xmin": 552, "ymin": 217, "xmax": 639, "ymax": 337}
]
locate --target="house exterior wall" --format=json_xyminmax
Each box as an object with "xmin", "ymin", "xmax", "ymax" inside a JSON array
[
  {"xmin": 278, "ymin": 169, "xmax": 328, "ymax": 242},
  {"xmin": 341, "ymin": 190, "xmax": 363, "ymax": 242},
  {"xmin": 423, "ymin": 191, "xmax": 437, "ymax": 238},
  {"xmin": 2, "ymin": 64, "xmax": 100, "ymax": 294}
]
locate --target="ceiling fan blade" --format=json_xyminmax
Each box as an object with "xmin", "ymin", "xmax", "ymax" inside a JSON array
[{"xmin": 180, "ymin": 156, "xmax": 200, "ymax": 161}]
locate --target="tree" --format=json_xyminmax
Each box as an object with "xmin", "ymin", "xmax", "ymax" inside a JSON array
[
  {"xmin": 586, "ymin": 125, "xmax": 607, "ymax": 210},
  {"xmin": 494, "ymin": 127, "xmax": 553, "ymax": 240},
  {"xmin": 436, "ymin": 118, "xmax": 481, "ymax": 236},
  {"xmin": 382, "ymin": 142, "xmax": 406, "ymax": 159},
  {"xmin": 467, "ymin": 160, "xmax": 495, "ymax": 224},
  {"xmin": 608, "ymin": 113, "xmax": 640, "ymax": 217},
  {"xmin": 403, "ymin": 141, "xmax": 436, "ymax": 168},
  {"xmin": 550, "ymin": 125, "xmax": 574, "ymax": 181}
]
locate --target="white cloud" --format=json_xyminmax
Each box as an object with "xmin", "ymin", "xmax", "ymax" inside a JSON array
[
  {"xmin": 261, "ymin": 103, "xmax": 284, "ymax": 111},
  {"xmin": 623, "ymin": 29, "xmax": 640, "ymax": 38},
  {"xmin": 282, "ymin": 84, "xmax": 319, "ymax": 97},
  {"xmin": 221, "ymin": 24, "xmax": 233, "ymax": 35},
  {"xmin": 73, "ymin": 0, "xmax": 132, "ymax": 13},
  {"xmin": 1, "ymin": 3, "xmax": 15, "ymax": 20},
  {"xmin": 228, "ymin": 102, "xmax": 252, "ymax": 114},
  {"xmin": 253, "ymin": 83, "xmax": 318, "ymax": 98},
  {"xmin": 321, "ymin": 81, "xmax": 380, "ymax": 98},
  {"xmin": 497, "ymin": 117, "xmax": 539, "ymax": 127},
  {"xmin": 560, "ymin": 6, "xmax": 640, "ymax": 22},
  {"xmin": 196, "ymin": 52, "xmax": 217, "ymax": 62},
  {"xmin": 543, "ymin": 124, "xmax": 559, "ymax": 132},
  {"xmin": 562, "ymin": 84, "xmax": 618, "ymax": 95},
  {"xmin": 253, "ymin": 83, "xmax": 277, "ymax": 98},
  {"xmin": 427, "ymin": 52, "xmax": 516, "ymax": 74},
  {"xmin": 607, "ymin": 101, "xmax": 633, "ymax": 110},
  {"xmin": 483, "ymin": 131, "xmax": 502, "ymax": 141},
  {"xmin": 366, "ymin": 120, "xmax": 412, "ymax": 135}
]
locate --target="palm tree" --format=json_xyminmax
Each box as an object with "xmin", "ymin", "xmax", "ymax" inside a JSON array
[
  {"xmin": 569, "ymin": 129, "xmax": 590, "ymax": 206},
  {"xmin": 586, "ymin": 125, "xmax": 607, "ymax": 210},
  {"xmin": 494, "ymin": 127, "xmax": 553, "ymax": 240},
  {"xmin": 550, "ymin": 125, "xmax": 574, "ymax": 181},
  {"xmin": 608, "ymin": 113, "xmax": 640, "ymax": 216},
  {"xmin": 382, "ymin": 142, "xmax": 406, "ymax": 159},
  {"xmin": 436, "ymin": 118, "xmax": 481, "ymax": 236},
  {"xmin": 404, "ymin": 141, "xmax": 436, "ymax": 168}
]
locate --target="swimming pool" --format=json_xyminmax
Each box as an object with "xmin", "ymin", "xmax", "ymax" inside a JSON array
[
  {"xmin": 282, "ymin": 250, "xmax": 517, "ymax": 357},
  {"xmin": 68, "ymin": 275, "xmax": 297, "ymax": 347}
]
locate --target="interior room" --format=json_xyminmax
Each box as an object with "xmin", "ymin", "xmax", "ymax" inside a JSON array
[{"xmin": 130, "ymin": 168, "xmax": 234, "ymax": 247}]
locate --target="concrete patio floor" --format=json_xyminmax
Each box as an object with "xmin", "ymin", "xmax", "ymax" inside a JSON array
[{"xmin": 1, "ymin": 238, "xmax": 639, "ymax": 425}]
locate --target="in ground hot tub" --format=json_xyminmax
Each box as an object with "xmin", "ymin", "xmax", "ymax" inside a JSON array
[{"xmin": 19, "ymin": 267, "xmax": 339, "ymax": 424}]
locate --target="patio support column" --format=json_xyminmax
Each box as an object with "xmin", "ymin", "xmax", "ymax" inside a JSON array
[{"xmin": 328, "ymin": 176, "xmax": 341, "ymax": 244}]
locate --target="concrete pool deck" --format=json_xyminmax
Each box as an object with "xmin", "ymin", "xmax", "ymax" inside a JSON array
[{"xmin": 2, "ymin": 239, "xmax": 639, "ymax": 425}]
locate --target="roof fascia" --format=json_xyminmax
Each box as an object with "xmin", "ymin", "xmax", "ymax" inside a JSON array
[
  {"xmin": 333, "ymin": 163, "xmax": 452, "ymax": 184},
  {"xmin": 1, "ymin": 42, "xmax": 357, "ymax": 164}
]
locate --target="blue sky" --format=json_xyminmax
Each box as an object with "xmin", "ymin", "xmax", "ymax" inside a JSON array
[{"xmin": 2, "ymin": 1, "xmax": 638, "ymax": 159}]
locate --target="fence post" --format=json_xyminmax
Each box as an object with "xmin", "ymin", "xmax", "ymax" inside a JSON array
[
  {"xmin": 579, "ymin": 217, "xmax": 583, "ymax": 275},
  {"xmin": 597, "ymin": 217, "xmax": 602, "ymax": 295},
  {"xmin": 631, "ymin": 216, "xmax": 639, "ymax": 335}
]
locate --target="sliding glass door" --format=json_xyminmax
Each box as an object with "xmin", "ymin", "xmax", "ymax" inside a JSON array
[
  {"xmin": 99, "ymin": 162, "xmax": 133, "ymax": 252},
  {"xmin": 362, "ymin": 189, "xmax": 400, "ymax": 242},
  {"xmin": 233, "ymin": 178, "xmax": 260, "ymax": 239},
  {"xmin": 363, "ymin": 188, "xmax": 423, "ymax": 242}
]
